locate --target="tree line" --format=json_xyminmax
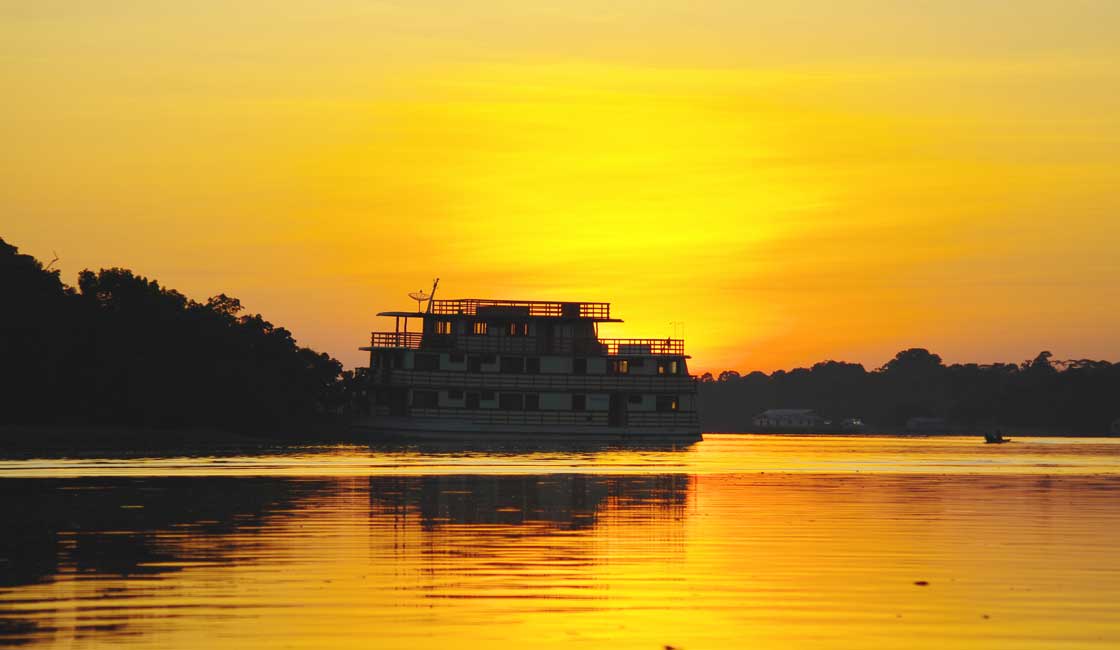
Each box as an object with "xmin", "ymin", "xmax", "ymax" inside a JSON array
[
  {"xmin": 1, "ymin": 237, "xmax": 364, "ymax": 435},
  {"xmin": 698, "ymin": 348, "xmax": 1119, "ymax": 433},
  {"xmin": 5, "ymin": 235, "xmax": 1116, "ymax": 436}
]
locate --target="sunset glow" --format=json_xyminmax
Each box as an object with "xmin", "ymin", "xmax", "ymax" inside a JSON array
[{"xmin": 5, "ymin": 2, "xmax": 1119, "ymax": 372}]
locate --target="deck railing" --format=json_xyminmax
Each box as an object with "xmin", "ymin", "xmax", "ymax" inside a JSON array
[
  {"xmin": 599, "ymin": 338, "xmax": 684, "ymax": 356},
  {"xmin": 430, "ymin": 299, "xmax": 611, "ymax": 320},
  {"xmin": 369, "ymin": 332, "xmax": 423, "ymax": 349},
  {"xmin": 394, "ymin": 408, "xmax": 699, "ymax": 428},
  {"xmin": 368, "ymin": 332, "xmax": 684, "ymax": 356},
  {"xmin": 382, "ymin": 370, "xmax": 696, "ymax": 392}
]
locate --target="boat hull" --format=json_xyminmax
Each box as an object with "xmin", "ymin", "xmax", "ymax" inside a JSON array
[{"xmin": 352, "ymin": 416, "xmax": 702, "ymax": 442}]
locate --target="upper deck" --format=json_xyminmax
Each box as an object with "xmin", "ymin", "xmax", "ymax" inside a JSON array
[
  {"xmin": 365, "ymin": 332, "xmax": 685, "ymax": 356},
  {"xmin": 367, "ymin": 295, "xmax": 685, "ymax": 358},
  {"xmin": 381, "ymin": 299, "xmax": 617, "ymax": 322}
]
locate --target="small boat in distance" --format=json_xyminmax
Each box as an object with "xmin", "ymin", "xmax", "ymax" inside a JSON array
[
  {"xmin": 984, "ymin": 431, "xmax": 1010, "ymax": 444},
  {"xmin": 355, "ymin": 281, "xmax": 700, "ymax": 441}
]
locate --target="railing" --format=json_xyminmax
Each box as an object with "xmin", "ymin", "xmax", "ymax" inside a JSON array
[
  {"xmin": 379, "ymin": 370, "xmax": 697, "ymax": 392},
  {"xmin": 370, "ymin": 332, "xmax": 423, "ymax": 349},
  {"xmin": 599, "ymin": 338, "xmax": 684, "ymax": 356},
  {"xmin": 430, "ymin": 299, "xmax": 611, "ymax": 320},
  {"xmin": 408, "ymin": 407, "xmax": 610, "ymax": 427},
  {"xmin": 367, "ymin": 332, "xmax": 685, "ymax": 356},
  {"xmin": 626, "ymin": 411, "xmax": 700, "ymax": 427}
]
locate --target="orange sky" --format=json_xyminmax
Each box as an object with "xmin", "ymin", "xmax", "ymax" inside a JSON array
[{"xmin": 4, "ymin": 2, "xmax": 1119, "ymax": 373}]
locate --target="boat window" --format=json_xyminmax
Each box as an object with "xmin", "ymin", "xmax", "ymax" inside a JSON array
[
  {"xmin": 573, "ymin": 358, "xmax": 587, "ymax": 375},
  {"xmin": 472, "ymin": 321, "xmax": 488, "ymax": 335},
  {"xmin": 449, "ymin": 352, "xmax": 465, "ymax": 364},
  {"xmin": 499, "ymin": 393, "xmax": 523, "ymax": 411},
  {"xmin": 524, "ymin": 394, "xmax": 539, "ymax": 411},
  {"xmin": 572, "ymin": 394, "xmax": 586, "ymax": 411},
  {"xmin": 500, "ymin": 356, "xmax": 525, "ymax": 373},
  {"xmin": 656, "ymin": 395, "xmax": 679, "ymax": 412},
  {"xmin": 448, "ymin": 390, "xmax": 463, "ymax": 400},
  {"xmin": 435, "ymin": 320, "xmax": 453, "ymax": 335},
  {"xmin": 611, "ymin": 359, "xmax": 629, "ymax": 374},
  {"xmin": 657, "ymin": 359, "xmax": 680, "ymax": 375},
  {"xmin": 412, "ymin": 390, "xmax": 438, "ymax": 408},
  {"xmin": 628, "ymin": 394, "xmax": 643, "ymax": 404},
  {"xmin": 480, "ymin": 390, "xmax": 495, "ymax": 401},
  {"xmin": 506, "ymin": 322, "xmax": 529, "ymax": 337},
  {"xmin": 630, "ymin": 358, "xmax": 645, "ymax": 367},
  {"xmin": 466, "ymin": 393, "xmax": 480, "ymax": 409},
  {"xmin": 414, "ymin": 354, "xmax": 439, "ymax": 371},
  {"xmin": 525, "ymin": 357, "xmax": 540, "ymax": 374}
]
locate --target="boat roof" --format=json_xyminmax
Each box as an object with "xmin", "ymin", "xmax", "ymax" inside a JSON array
[
  {"xmin": 376, "ymin": 311, "xmax": 624, "ymax": 322},
  {"xmin": 379, "ymin": 298, "xmax": 623, "ymax": 322}
]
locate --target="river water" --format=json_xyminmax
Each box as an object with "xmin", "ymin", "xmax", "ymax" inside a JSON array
[{"xmin": 2, "ymin": 435, "xmax": 1119, "ymax": 649}]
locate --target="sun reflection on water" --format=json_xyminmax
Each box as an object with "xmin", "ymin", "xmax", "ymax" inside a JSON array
[{"xmin": 2, "ymin": 435, "xmax": 1119, "ymax": 649}]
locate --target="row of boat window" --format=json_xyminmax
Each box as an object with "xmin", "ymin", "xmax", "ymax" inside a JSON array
[
  {"xmin": 410, "ymin": 353, "xmax": 681, "ymax": 375},
  {"xmin": 411, "ymin": 391, "xmax": 680, "ymax": 412},
  {"xmin": 433, "ymin": 320, "xmax": 529, "ymax": 337}
]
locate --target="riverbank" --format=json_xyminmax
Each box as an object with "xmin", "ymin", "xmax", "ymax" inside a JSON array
[
  {"xmin": 0, "ymin": 423, "xmax": 358, "ymax": 453},
  {"xmin": 703, "ymin": 426, "xmax": 1118, "ymax": 437},
  {"xmin": 2, "ymin": 424, "xmax": 1116, "ymax": 457}
]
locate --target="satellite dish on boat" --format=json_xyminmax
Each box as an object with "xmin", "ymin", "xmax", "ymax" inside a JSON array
[{"xmin": 408, "ymin": 290, "xmax": 430, "ymax": 312}]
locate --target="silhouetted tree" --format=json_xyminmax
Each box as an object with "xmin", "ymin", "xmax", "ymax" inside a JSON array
[
  {"xmin": 1, "ymin": 237, "xmax": 351, "ymax": 435},
  {"xmin": 699, "ymin": 346, "xmax": 1117, "ymax": 434},
  {"xmin": 1, "ymin": 238, "xmax": 80, "ymax": 423}
]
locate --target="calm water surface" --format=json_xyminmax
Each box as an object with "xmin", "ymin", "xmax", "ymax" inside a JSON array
[{"xmin": 2, "ymin": 435, "xmax": 1119, "ymax": 649}]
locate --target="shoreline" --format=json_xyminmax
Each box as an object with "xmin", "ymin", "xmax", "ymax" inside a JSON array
[
  {"xmin": 705, "ymin": 431, "xmax": 1119, "ymax": 438},
  {"xmin": 703, "ymin": 421, "xmax": 1115, "ymax": 437},
  {"xmin": 0, "ymin": 424, "xmax": 1115, "ymax": 454},
  {"xmin": 0, "ymin": 424, "xmax": 360, "ymax": 452}
]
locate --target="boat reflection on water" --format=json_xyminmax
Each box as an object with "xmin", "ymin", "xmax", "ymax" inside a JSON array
[
  {"xmin": 371, "ymin": 474, "xmax": 690, "ymax": 529},
  {"xmin": 0, "ymin": 471, "xmax": 692, "ymax": 646}
]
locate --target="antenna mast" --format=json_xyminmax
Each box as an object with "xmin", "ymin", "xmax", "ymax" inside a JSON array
[{"xmin": 427, "ymin": 278, "xmax": 440, "ymax": 313}]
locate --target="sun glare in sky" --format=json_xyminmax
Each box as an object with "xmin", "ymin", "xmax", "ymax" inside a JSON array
[{"xmin": 4, "ymin": 1, "xmax": 1118, "ymax": 372}]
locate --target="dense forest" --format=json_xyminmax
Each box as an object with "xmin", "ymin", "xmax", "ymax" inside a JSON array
[
  {"xmin": 699, "ymin": 349, "xmax": 1120, "ymax": 434},
  {"xmin": 1, "ymin": 237, "xmax": 362, "ymax": 435}
]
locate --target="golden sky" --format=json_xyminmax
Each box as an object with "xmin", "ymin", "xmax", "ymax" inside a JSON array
[{"xmin": 4, "ymin": 1, "xmax": 1119, "ymax": 372}]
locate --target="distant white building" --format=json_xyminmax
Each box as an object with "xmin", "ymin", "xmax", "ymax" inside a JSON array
[{"xmin": 753, "ymin": 409, "xmax": 826, "ymax": 431}]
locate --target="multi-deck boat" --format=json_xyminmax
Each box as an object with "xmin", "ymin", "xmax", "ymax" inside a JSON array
[{"xmin": 356, "ymin": 287, "xmax": 700, "ymax": 440}]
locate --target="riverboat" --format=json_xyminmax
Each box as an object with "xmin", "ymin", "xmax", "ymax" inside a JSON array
[{"xmin": 355, "ymin": 282, "xmax": 700, "ymax": 440}]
